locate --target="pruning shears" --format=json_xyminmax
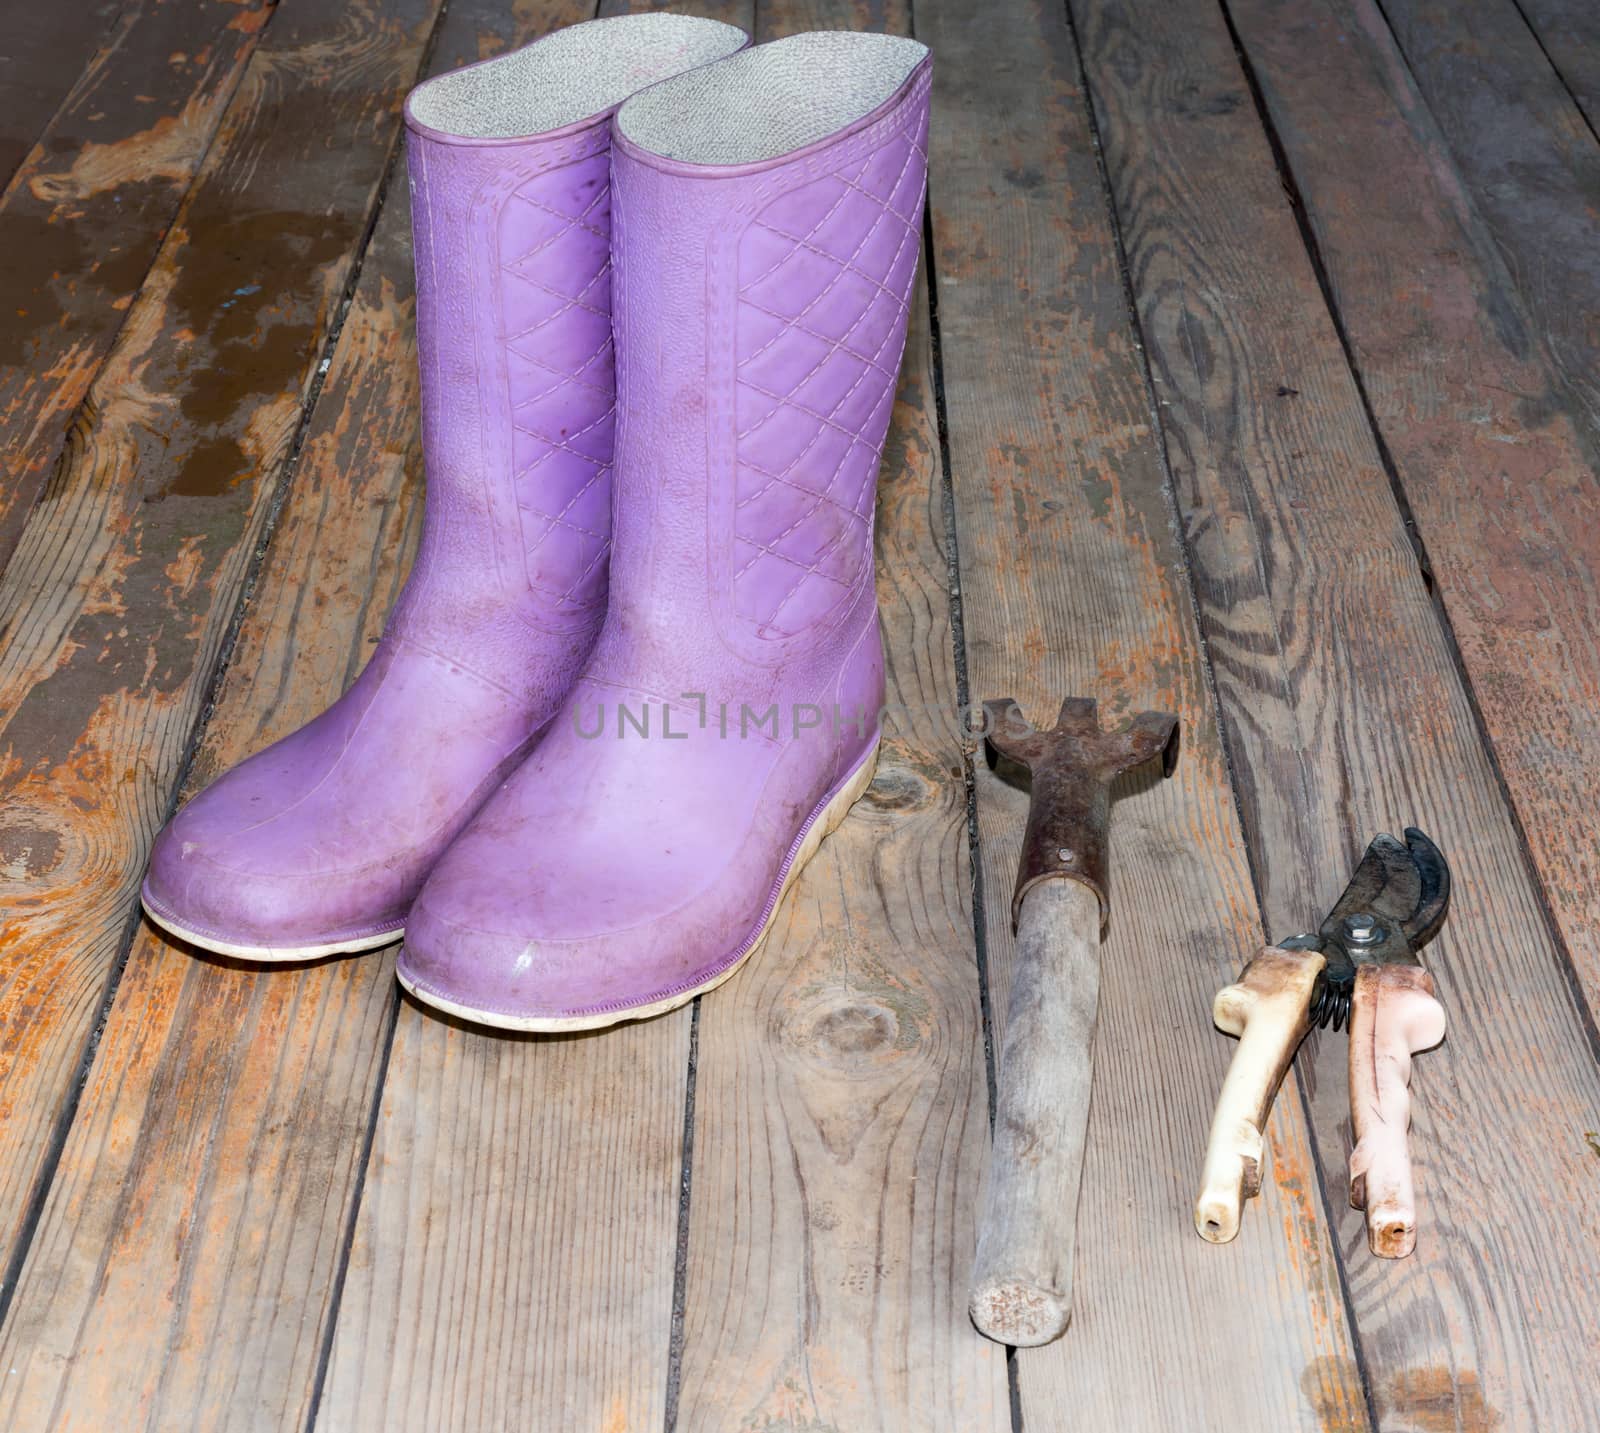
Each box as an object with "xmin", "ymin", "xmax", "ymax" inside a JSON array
[{"xmin": 1194, "ymin": 828, "xmax": 1451, "ymax": 1257}]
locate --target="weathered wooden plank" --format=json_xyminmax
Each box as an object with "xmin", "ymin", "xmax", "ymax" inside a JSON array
[
  {"xmin": 320, "ymin": 1012, "xmax": 692, "ymax": 1432},
  {"xmin": 597, "ymin": 0, "xmax": 754, "ymax": 24},
  {"xmin": 675, "ymin": 0, "xmax": 1007, "ymax": 1425},
  {"xmin": 0, "ymin": 1, "xmax": 641, "ymax": 1424},
  {"xmin": 0, "ymin": 208, "xmax": 421, "ymax": 1433},
  {"xmin": 1229, "ymin": 0, "xmax": 1600, "ymax": 1138},
  {"xmin": 1516, "ymin": 0, "xmax": 1600, "ymax": 130},
  {"xmin": 0, "ymin": 0, "xmax": 122, "ymax": 192},
  {"xmin": 1377, "ymin": 0, "xmax": 1600, "ymax": 431},
  {"xmin": 0, "ymin": 0, "xmax": 439, "ymax": 1339},
  {"xmin": 674, "ymin": 5, "xmax": 1007, "ymax": 1421},
  {"xmin": 0, "ymin": 0, "xmax": 279, "ymax": 571},
  {"xmin": 920, "ymin": 1, "xmax": 1366, "ymax": 1428},
  {"xmin": 319, "ymin": 7, "xmax": 764, "ymax": 1430},
  {"xmin": 1073, "ymin": 0, "xmax": 1600, "ymax": 1424}
]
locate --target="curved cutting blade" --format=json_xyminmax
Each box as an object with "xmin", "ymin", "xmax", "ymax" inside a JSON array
[
  {"xmin": 1400, "ymin": 827, "xmax": 1450, "ymax": 949},
  {"xmin": 1317, "ymin": 827, "xmax": 1451, "ymax": 967}
]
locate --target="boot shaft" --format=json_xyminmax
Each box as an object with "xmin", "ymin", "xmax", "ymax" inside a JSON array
[
  {"xmin": 600, "ymin": 34, "xmax": 931, "ymax": 703},
  {"xmin": 395, "ymin": 16, "xmax": 749, "ymax": 661},
  {"xmin": 406, "ymin": 121, "xmax": 614, "ymax": 628}
]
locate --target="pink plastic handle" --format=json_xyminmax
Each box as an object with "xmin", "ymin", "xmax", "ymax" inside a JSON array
[{"xmin": 1347, "ymin": 963, "xmax": 1446, "ymax": 1257}]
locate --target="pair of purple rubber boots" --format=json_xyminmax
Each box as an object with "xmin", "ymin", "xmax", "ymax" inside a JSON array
[{"xmin": 141, "ymin": 17, "xmax": 932, "ymax": 1032}]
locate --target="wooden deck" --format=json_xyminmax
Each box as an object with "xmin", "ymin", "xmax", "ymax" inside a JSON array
[{"xmin": 1, "ymin": 0, "xmax": 1598, "ymax": 1426}]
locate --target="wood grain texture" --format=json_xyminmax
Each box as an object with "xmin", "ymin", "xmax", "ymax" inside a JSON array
[
  {"xmin": 0, "ymin": 0, "xmax": 438, "ymax": 1321},
  {"xmin": 1514, "ymin": 0, "xmax": 1600, "ymax": 130},
  {"xmin": 675, "ymin": 2, "xmax": 1003, "ymax": 1423},
  {"xmin": 0, "ymin": 2, "xmax": 619, "ymax": 1425},
  {"xmin": 0, "ymin": 0, "xmax": 279, "ymax": 570},
  {"xmin": 1377, "ymin": 0, "xmax": 1600, "ymax": 432},
  {"xmin": 676, "ymin": 279, "xmax": 1007, "ymax": 1433},
  {"xmin": 1074, "ymin": 0, "xmax": 1600, "ymax": 1424},
  {"xmin": 921, "ymin": 1, "xmax": 1365, "ymax": 1428},
  {"xmin": 0, "ymin": 0, "xmax": 122, "ymax": 192},
  {"xmin": 0, "ymin": 190, "xmax": 426, "ymax": 1433},
  {"xmin": 319, "ymin": 6, "xmax": 759, "ymax": 1431},
  {"xmin": 1230, "ymin": 0, "xmax": 1600, "ymax": 1116},
  {"xmin": 319, "ymin": 1012, "xmax": 692, "ymax": 1432}
]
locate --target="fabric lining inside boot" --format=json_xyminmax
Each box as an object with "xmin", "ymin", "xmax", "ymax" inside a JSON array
[
  {"xmin": 616, "ymin": 31, "xmax": 928, "ymax": 166},
  {"xmin": 407, "ymin": 14, "xmax": 748, "ymax": 140}
]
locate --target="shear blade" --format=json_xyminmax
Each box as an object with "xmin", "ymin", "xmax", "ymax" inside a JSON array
[
  {"xmin": 1320, "ymin": 827, "xmax": 1450, "ymax": 965},
  {"xmin": 1400, "ymin": 827, "xmax": 1450, "ymax": 948}
]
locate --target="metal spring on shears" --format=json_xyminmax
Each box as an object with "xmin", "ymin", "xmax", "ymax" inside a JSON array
[{"xmin": 1308, "ymin": 975, "xmax": 1352, "ymax": 1031}]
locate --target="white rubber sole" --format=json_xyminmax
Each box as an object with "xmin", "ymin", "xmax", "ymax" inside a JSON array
[
  {"xmin": 398, "ymin": 741, "xmax": 881, "ymax": 1033},
  {"xmin": 141, "ymin": 898, "xmax": 403, "ymax": 963}
]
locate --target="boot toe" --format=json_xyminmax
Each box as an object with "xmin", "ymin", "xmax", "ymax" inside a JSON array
[
  {"xmin": 143, "ymin": 814, "xmax": 324, "ymax": 956},
  {"xmin": 394, "ymin": 704, "xmax": 850, "ymax": 1029},
  {"xmin": 140, "ymin": 732, "xmax": 412, "ymax": 957},
  {"xmin": 398, "ymin": 868, "xmax": 651, "ymax": 1028},
  {"xmin": 398, "ymin": 829, "xmax": 752, "ymax": 1030},
  {"xmin": 142, "ymin": 786, "xmax": 405, "ymax": 958},
  {"xmin": 140, "ymin": 636, "xmax": 553, "ymax": 958},
  {"xmin": 396, "ymin": 898, "xmax": 574, "ymax": 1026}
]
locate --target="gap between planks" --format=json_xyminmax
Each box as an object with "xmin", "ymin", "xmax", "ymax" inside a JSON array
[
  {"xmin": 0, "ymin": 0, "xmax": 522, "ymax": 1425},
  {"xmin": 919, "ymin": 0, "xmax": 1366, "ymax": 1428},
  {"xmin": 1066, "ymin": 0, "xmax": 1600, "ymax": 1424},
  {"xmin": 1213, "ymin": 0, "xmax": 1600, "ymax": 1077}
]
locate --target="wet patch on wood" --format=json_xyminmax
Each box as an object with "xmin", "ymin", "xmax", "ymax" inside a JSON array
[{"xmin": 0, "ymin": 0, "xmax": 279, "ymax": 565}]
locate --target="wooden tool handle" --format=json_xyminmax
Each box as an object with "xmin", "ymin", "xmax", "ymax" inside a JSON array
[
  {"xmin": 1194, "ymin": 945, "xmax": 1324, "ymax": 1244},
  {"xmin": 969, "ymin": 880, "xmax": 1102, "ymax": 1346},
  {"xmin": 1347, "ymin": 963, "xmax": 1445, "ymax": 1258}
]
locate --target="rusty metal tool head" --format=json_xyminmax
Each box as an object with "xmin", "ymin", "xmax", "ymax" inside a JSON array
[
  {"xmin": 983, "ymin": 696, "xmax": 1181, "ymax": 934},
  {"xmin": 969, "ymin": 696, "xmax": 1178, "ymax": 1347}
]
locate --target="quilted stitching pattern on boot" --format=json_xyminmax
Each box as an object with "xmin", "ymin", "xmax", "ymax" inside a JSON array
[
  {"xmin": 501, "ymin": 155, "xmax": 616, "ymax": 612},
  {"xmin": 733, "ymin": 119, "xmax": 928, "ymax": 639}
]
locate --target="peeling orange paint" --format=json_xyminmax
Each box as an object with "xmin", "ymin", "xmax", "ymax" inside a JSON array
[{"xmin": 29, "ymin": 101, "xmax": 215, "ymax": 205}]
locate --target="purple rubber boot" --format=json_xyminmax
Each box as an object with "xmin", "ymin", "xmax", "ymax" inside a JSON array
[
  {"xmin": 141, "ymin": 15, "xmax": 749, "ymax": 960},
  {"xmin": 400, "ymin": 33, "xmax": 932, "ymax": 1028}
]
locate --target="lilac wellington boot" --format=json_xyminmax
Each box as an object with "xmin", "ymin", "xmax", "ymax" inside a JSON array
[
  {"xmin": 141, "ymin": 15, "xmax": 748, "ymax": 960},
  {"xmin": 399, "ymin": 33, "xmax": 932, "ymax": 1028}
]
